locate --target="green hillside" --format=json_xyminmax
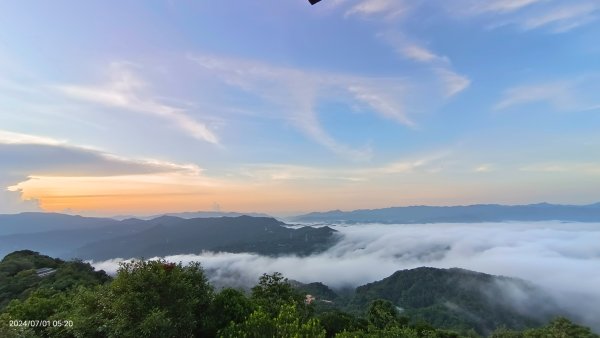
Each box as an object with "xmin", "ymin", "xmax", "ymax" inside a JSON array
[
  {"xmin": 344, "ymin": 267, "xmax": 564, "ymax": 334},
  {"xmin": 0, "ymin": 250, "xmax": 110, "ymax": 310},
  {"xmin": 0, "ymin": 251, "xmax": 597, "ymax": 338}
]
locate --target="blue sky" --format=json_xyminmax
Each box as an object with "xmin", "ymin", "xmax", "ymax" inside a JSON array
[{"xmin": 1, "ymin": 0, "xmax": 599, "ymax": 215}]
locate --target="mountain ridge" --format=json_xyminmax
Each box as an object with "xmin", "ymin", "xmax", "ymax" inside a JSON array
[
  {"xmin": 297, "ymin": 266, "xmax": 572, "ymax": 334},
  {"xmin": 292, "ymin": 202, "xmax": 600, "ymax": 223},
  {"xmin": 0, "ymin": 214, "xmax": 337, "ymax": 259},
  {"xmin": 74, "ymin": 215, "xmax": 338, "ymax": 260}
]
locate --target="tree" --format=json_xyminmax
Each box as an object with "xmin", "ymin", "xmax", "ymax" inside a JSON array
[
  {"xmin": 319, "ymin": 310, "xmax": 368, "ymax": 337},
  {"xmin": 63, "ymin": 259, "xmax": 213, "ymax": 338},
  {"xmin": 115, "ymin": 260, "xmax": 213, "ymax": 337},
  {"xmin": 0, "ymin": 288, "xmax": 72, "ymax": 337},
  {"xmin": 523, "ymin": 317, "xmax": 599, "ymax": 338},
  {"xmin": 275, "ymin": 304, "xmax": 325, "ymax": 338},
  {"xmin": 55, "ymin": 285, "xmax": 113, "ymax": 338},
  {"xmin": 251, "ymin": 272, "xmax": 306, "ymax": 317},
  {"xmin": 219, "ymin": 304, "xmax": 325, "ymax": 338},
  {"xmin": 367, "ymin": 299, "xmax": 401, "ymax": 330},
  {"xmin": 489, "ymin": 326, "xmax": 523, "ymax": 338},
  {"xmin": 335, "ymin": 325, "xmax": 421, "ymax": 338},
  {"xmin": 205, "ymin": 288, "xmax": 255, "ymax": 335}
]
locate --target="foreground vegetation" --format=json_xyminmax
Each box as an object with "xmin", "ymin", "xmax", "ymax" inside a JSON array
[{"xmin": 0, "ymin": 251, "xmax": 597, "ymax": 338}]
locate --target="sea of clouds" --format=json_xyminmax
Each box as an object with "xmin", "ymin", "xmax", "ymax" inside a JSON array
[{"xmin": 91, "ymin": 221, "xmax": 600, "ymax": 329}]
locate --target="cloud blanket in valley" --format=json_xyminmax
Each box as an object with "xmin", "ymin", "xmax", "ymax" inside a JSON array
[{"xmin": 92, "ymin": 221, "xmax": 600, "ymax": 330}]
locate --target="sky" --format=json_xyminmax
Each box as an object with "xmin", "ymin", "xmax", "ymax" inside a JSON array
[{"xmin": 1, "ymin": 0, "xmax": 599, "ymax": 216}]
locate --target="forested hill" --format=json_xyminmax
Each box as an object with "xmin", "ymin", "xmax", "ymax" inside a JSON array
[
  {"xmin": 137, "ymin": 211, "xmax": 272, "ymax": 220},
  {"xmin": 0, "ymin": 250, "xmax": 109, "ymax": 309},
  {"xmin": 0, "ymin": 251, "xmax": 597, "ymax": 338},
  {"xmin": 0, "ymin": 213, "xmax": 338, "ymax": 259},
  {"xmin": 344, "ymin": 267, "xmax": 566, "ymax": 334},
  {"xmin": 293, "ymin": 203, "xmax": 600, "ymax": 223},
  {"xmin": 74, "ymin": 216, "xmax": 338, "ymax": 260}
]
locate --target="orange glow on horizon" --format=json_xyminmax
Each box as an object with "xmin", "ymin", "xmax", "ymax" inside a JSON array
[
  {"xmin": 11, "ymin": 173, "xmax": 458, "ymax": 215},
  {"xmin": 10, "ymin": 172, "xmax": 583, "ymax": 216}
]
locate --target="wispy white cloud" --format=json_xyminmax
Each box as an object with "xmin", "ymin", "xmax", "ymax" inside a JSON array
[
  {"xmin": 493, "ymin": 79, "xmax": 596, "ymax": 111},
  {"xmin": 0, "ymin": 130, "xmax": 65, "ymax": 146},
  {"xmin": 0, "ymin": 130, "xmax": 202, "ymax": 178},
  {"xmin": 521, "ymin": 2, "xmax": 600, "ymax": 32},
  {"xmin": 345, "ymin": 0, "xmax": 409, "ymax": 19},
  {"xmin": 435, "ymin": 68, "xmax": 472, "ymax": 98},
  {"xmin": 373, "ymin": 159, "xmax": 435, "ymax": 174},
  {"xmin": 582, "ymin": 104, "xmax": 600, "ymax": 112},
  {"xmin": 476, "ymin": 0, "xmax": 546, "ymax": 13},
  {"xmin": 520, "ymin": 163, "xmax": 600, "ymax": 175},
  {"xmin": 294, "ymin": 109, "xmax": 374, "ymax": 161},
  {"xmin": 190, "ymin": 54, "xmax": 421, "ymax": 161},
  {"xmin": 55, "ymin": 63, "xmax": 219, "ymax": 144},
  {"xmin": 242, "ymin": 149, "xmax": 600, "ymax": 181},
  {"xmin": 445, "ymin": 0, "xmax": 599, "ymax": 33},
  {"xmin": 474, "ymin": 164, "xmax": 494, "ymax": 173},
  {"xmin": 347, "ymin": 84, "xmax": 414, "ymax": 126},
  {"xmin": 379, "ymin": 32, "xmax": 470, "ymax": 97},
  {"xmin": 239, "ymin": 164, "xmax": 364, "ymax": 182},
  {"xmin": 370, "ymin": 150, "xmax": 453, "ymax": 175},
  {"xmin": 378, "ymin": 32, "xmax": 447, "ymax": 65},
  {"xmin": 493, "ymin": 74, "xmax": 600, "ymax": 111},
  {"xmin": 238, "ymin": 150, "xmax": 453, "ymax": 184},
  {"xmin": 401, "ymin": 44, "xmax": 450, "ymax": 64}
]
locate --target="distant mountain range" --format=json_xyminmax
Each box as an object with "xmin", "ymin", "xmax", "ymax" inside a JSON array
[
  {"xmin": 292, "ymin": 202, "xmax": 600, "ymax": 224},
  {"xmin": 0, "ymin": 212, "xmax": 121, "ymax": 236},
  {"xmin": 0, "ymin": 213, "xmax": 337, "ymax": 260},
  {"xmin": 1, "ymin": 202, "xmax": 599, "ymax": 260},
  {"xmin": 0, "ymin": 214, "xmax": 174, "ymax": 258},
  {"xmin": 112, "ymin": 211, "xmax": 271, "ymax": 221},
  {"xmin": 74, "ymin": 216, "xmax": 337, "ymax": 260}
]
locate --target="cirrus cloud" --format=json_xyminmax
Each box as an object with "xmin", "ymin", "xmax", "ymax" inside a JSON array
[{"xmin": 55, "ymin": 63, "xmax": 219, "ymax": 144}]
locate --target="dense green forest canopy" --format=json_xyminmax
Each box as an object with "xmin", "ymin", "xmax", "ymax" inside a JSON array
[
  {"xmin": 0, "ymin": 251, "xmax": 597, "ymax": 338},
  {"xmin": 0, "ymin": 250, "xmax": 109, "ymax": 309}
]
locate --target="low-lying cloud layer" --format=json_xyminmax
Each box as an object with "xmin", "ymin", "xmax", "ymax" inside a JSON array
[{"xmin": 92, "ymin": 221, "xmax": 600, "ymax": 329}]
